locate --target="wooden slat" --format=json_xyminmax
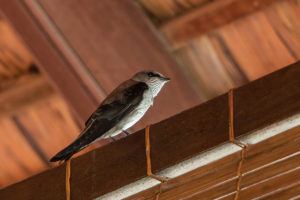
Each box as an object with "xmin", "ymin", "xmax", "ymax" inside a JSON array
[
  {"xmin": 264, "ymin": 0, "xmax": 300, "ymax": 59},
  {"xmin": 234, "ymin": 61, "xmax": 300, "ymax": 137},
  {"xmin": 0, "ymin": 61, "xmax": 300, "ymax": 199},
  {"xmin": 0, "ymin": 74, "xmax": 55, "ymax": 119},
  {"xmin": 239, "ymin": 167, "xmax": 300, "ymax": 199},
  {"xmin": 161, "ymin": 0, "xmax": 280, "ymax": 47},
  {"xmin": 0, "ymin": 95, "xmax": 82, "ymax": 189},
  {"xmin": 218, "ymin": 8, "xmax": 296, "ymax": 80},
  {"xmin": 15, "ymin": 96, "xmax": 80, "ymax": 159},
  {"xmin": 170, "ymin": 0, "xmax": 300, "ymax": 100},
  {"xmin": 174, "ymin": 35, "xmax": 248, "ymax": 99},
  {"xmin": 126, "ymin": 152, "xmax": 241, "ymax": 200},
  {"xmin": 261, "ymin": 182, "xmax": 300, "ymax": 200},
  {"xmin": 127, "ymin": 126, "xmax": 300, "ymax": 199},
  {"xmin": 241, "ymin": 127, "xmax": 300, "ymax": 175},
  {"xmin": 138, "ymin": 0, "xmax": 210, "ymax": 21},
  {"xmin": 0, "ymin": 118, "xmax": 48, "ymax": 188},
  {"xmin": 0, "ymin": 19, "xmax": 32, "ymax": 81}
]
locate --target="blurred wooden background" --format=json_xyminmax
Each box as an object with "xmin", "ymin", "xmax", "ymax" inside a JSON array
[{"xmin": 0, "ymin": 0, "xmax": 299, "ymax": 189}]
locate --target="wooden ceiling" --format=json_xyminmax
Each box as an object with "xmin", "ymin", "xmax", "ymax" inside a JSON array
[
  {"xmin": 0, "ymin": 19, "xmax": 81, "ymax": 188},
  {"xmin": 0, "ymin": 0, "xmax": 299, "ymax": 193},
  {"xmin": 1, "ymin": 61, "xmax": 299, "ymax": 199}
]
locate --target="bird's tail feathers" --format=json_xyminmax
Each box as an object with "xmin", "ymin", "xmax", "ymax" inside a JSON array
[{"xmin": 49, "ymin": 140, "xmax": 83, "ymax": 162}]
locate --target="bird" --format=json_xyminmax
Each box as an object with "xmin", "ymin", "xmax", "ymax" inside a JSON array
[{"xmin": 50, "ymin": 70, "xmax": 170, "ymax": 162}]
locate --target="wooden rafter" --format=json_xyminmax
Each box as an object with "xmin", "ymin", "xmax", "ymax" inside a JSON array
[
  {"xmin": 0, "ymin": 0, "xmax": 202, "ymax": 127},
  {"xmin": 160, "ymin": 0, "xmax": 280, "ymax": 48},
  {"xmin": 0, "ymin": 61, "xmax": 299, "ymax": 199},
  {"xmin": 0, "ymin": 73, "xmax": 55, "ymax": 119}
]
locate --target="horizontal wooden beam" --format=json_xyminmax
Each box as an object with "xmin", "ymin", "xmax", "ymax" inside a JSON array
[
  {"xmin": 0, "ymin": 73, "xmax": 55, "ymax": 119},
  {"xmin": 161, "ymin": 0, "xmax": 279, "ymax": 48},
  {"xmin": 0, "ymin": 61, "xmax": 299, "ymax": 199}
]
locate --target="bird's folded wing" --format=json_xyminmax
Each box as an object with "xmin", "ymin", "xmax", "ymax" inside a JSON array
[{"xmin": 77, "ymin": 81, "xmax": 149, "ymax": 144}]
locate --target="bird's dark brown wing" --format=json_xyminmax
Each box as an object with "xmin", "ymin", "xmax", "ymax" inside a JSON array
[
  {"xmin": 85, "ymin": 79, "xmax": 140, "ymax": 126},
  {"xmin": 50, "ymin": 81, "xmax": 148, "ymax": 162}
]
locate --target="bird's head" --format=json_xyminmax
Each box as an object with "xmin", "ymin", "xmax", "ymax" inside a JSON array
[{"xmin": 132, "ymin": 70, "xmax": 170, "ymax": 97}]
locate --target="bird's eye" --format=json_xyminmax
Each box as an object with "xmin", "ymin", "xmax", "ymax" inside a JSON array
[{"xmin": 148, "ymin": 72, "xmax": 155, "ymax": 77}]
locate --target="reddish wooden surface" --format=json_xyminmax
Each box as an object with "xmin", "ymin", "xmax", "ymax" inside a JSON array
[
  {"xmin": 0, "ymin": 0, "xmax": 98, "ymax": 122},
  {"xmin": 0, "ymin": 61, "xmax": 299, "ymax": 200},
  {"xmin": 161, "ymin": 0, "xmax": 279, "ymax": 47},
  {"xmin": 24, "ymin": 0, "xmax": 202, "ymax": 129}
]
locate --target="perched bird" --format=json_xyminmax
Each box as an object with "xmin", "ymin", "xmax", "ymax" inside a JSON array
[{"xmin": 50, "ymin": 70, "xmax": 170, "ymax": 162}]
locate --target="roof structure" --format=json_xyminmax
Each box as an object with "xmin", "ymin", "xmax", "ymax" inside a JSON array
[
  {"xmin": 0, "ymin": 0, "xmax": 299, "ymax": 196},
  {"xmin": 0, "ymin": 61, "xmax": 299, "ymax": 200}
]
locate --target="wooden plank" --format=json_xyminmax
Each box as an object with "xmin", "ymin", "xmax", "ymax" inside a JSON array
[
  {"xmin": 23, "ymin": 0, "xmax": 202, "ymax": 129},
  {"xmin": 241, "ymin": 126, "xmax": 300, "ymax": 174},
  {"xmin": 15, "ymin": 96, "xmax": 80, "ymax": 159},
  {"xmin": 127, "ymin": 126, "xmax": 300, "ymax": 200},
  {"xmin": 0, "ymin": 0, "xmax": 99, "ymax": 122},
  {"xmin": 264, "ymin": 0, "xmax": 300, "ymax": 60},
  {"xmin": 161, "ymin": 0, "xmax": 279, "ymax": 48},
  {"xmin": 0, "ymin": 19, "xmax": 32, "ymax": 82},
  {"xmin": 239, "ymin": 167, "xmax": 300, "ymax": 199},
  {"xmin": 261, "ymin": 182, "xmax": 300, "ymax": 200},
  {"xmin": 174, "ymin": 35, "xmax": 248, "ymax": 99},
  {"xmin": 218, "ymin": 9, "xmax": 296, "ymax": 80},
  {"xmin": 234, "ymin": 62, "xmax": 300, "ymax": 137},
  {"xmin": 0, "ymin": 74, "xmax": 55, "ymax": 119},
  {"xmin": 126, "ymin": 152, "xmax": 241, "ymax": 200},
  {"xmin": 0, "ymin": 118, "xmax": 48, "ymax": 189},
  {"xmin": 138, "ymin": 0, "xmax": 210, "ymax": 21},
  {"xmin": 0, "ymin": 61, "xmax": 300, "ymax": 199}
]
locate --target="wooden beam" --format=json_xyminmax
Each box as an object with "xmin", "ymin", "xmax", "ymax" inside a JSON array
[
  {"xmin": 0, "ymin": 0, "xmax": 99, "ymax": 123},
  {"xmin": 161, "ymin": 0, "xmax": 279, "ymax": 48},
  {"xmin": 0, "ymin": 61, "xmax": 299, "ymax": 199},
  {"xmin": 0, "ymin": 0, "xmax": 202, "ymax": 127},
  {"xmin": 0, "ymin": 73, "xmax": 55, "ymax": 119}
]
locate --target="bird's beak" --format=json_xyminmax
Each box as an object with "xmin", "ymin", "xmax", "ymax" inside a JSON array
[{"xmin": 160, "ymin": 77, "xmax": 171, "ymax": 82}]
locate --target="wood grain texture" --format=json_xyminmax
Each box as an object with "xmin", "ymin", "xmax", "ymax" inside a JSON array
[
  {"xmin": 148, "ymin": 93, "xmax": 229, "ymax": 172},
  {"xmin": 138, "ymin": 0, "xmax": 210, "ymax": 21},
  {"xmin": 0, "ymin": 74, "xmax": 55, "ymax": 119},
  {"xmin": 127, "ymin": 126, "xmax": 300, "ymax": 200},
  {"xmin": 161, "ymin": 0, "xmax": 279, "ymax": 47},
  {"xmin": 30, "ymin": 0, "xmax": 202, "ymax": 129},
  {"xmin": 15, "ymin": 96, "xmax": 80, "ymax": 159},
  {"xmin": 0, "ymin": 19, "xmax": 32, "ymax": 82},
  {"xmin": 0, "ymin": 0, "xmax": 98, "ymax": 122},
  {"xmin": 174, "ymin": 35, "xmax": 248, "ymax": 99},
  {"xmin": 1, "ymin": 61, "xmax": 300, "ymax": 199},
  {"xmin": 166, "ymin": 0, "xmax": 300, "ymax": 101},
  {"xmin": 0, "ymin": 118, "xmax": 48, "ymax": 188},
  {"xmin": 264, "ymin": 0, "xmax": 300, "ymax": 59},
  {"xmin": 218, "ymin": 8, "xmax": 296, "ymax": 80},
  {"xmin": 127, "ymin": 152, "xmax": 241, "ymax": 200},
  {"xmin": 0, "ymin": 95, "xmax": 81, "ymax": 189},
  {"xmin": 234, "ymin": 62, "xmax": 300, "ymax": 137}
]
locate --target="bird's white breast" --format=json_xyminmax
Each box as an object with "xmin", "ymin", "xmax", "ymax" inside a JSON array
[
  {"xmin": 103, "ymin": 89, "xmax": 153, "ymax": 138},
  {"xmin": 119, "ymin": 89, "xmax": 153, "ymax": 130}
]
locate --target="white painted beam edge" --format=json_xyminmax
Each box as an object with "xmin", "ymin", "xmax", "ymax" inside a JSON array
[
  {"xmin": 95, "ymin": 113, "xmax": 300, "ymax": 200},
  {"xmin": 95, "ymin": 177, "xmax": 160, "ymax": 200},
  {"xmin": 157, "ymin": 142, "xmax": 241, "ymax": 179},
  {"xmin": 239, "ymin": 113, "xmax": 300, "ymax": 144}
]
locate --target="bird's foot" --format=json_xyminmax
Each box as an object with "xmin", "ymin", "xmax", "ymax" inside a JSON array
[
  {"xmin": 110, "ymin": 136, "xmax": 116, "ymax": 142},
  {"xmin": 123, "ymin": 130, "xmax": 130, "ymax": 136}
]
